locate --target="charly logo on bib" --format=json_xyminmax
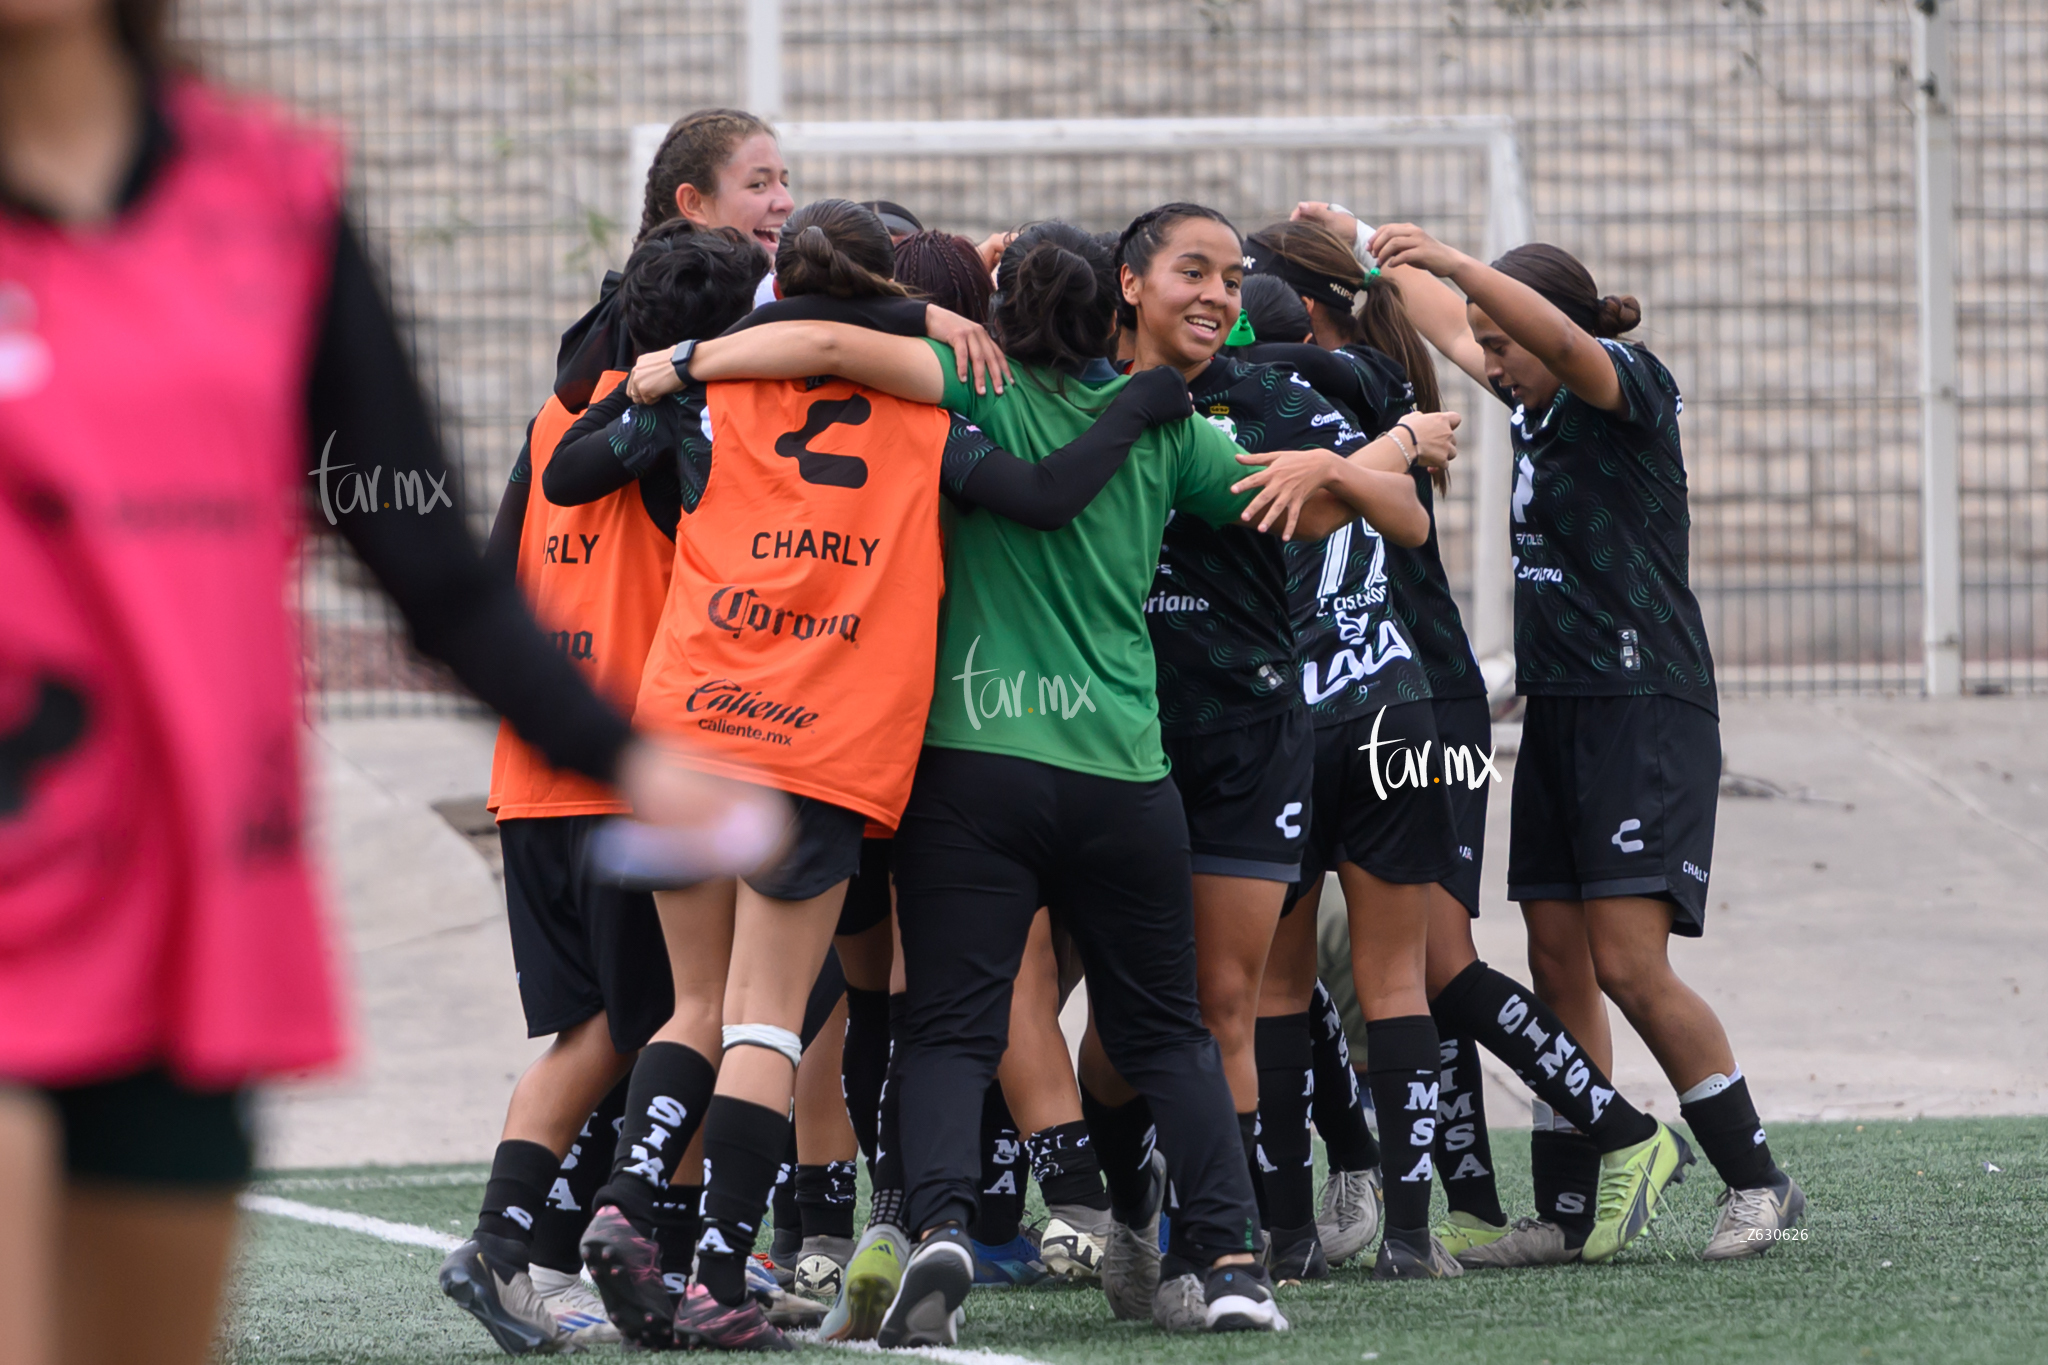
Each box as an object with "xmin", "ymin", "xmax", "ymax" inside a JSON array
[
  {"xmin": 950, "ymin": 636, "xmax": 1098, "ymax": 730},
  {"xmin": 0, "ymin": 283, "xmax": 53, "ymax": 401}
]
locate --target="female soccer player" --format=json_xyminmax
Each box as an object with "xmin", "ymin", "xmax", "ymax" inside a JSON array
[
  {"xmin": 1086, "ymin": 204, "xmax": 1458, "ymax": 1301},
  {"xmin": 571, "ymin": 201, "xmax": 1193, "ymax": 1351},
  {"xmin": 651, "ymin": 220, "xmax": 1436, "ymax": 1341},
  {"xmin": 0, "ymin": 7, "xmax": 777, "ymax": 1363},
  {"xmin": 1254, "ymin": 214, "xmax": 1695, "ymax": 1270},
  {"xmin": 446, "ymin": 222, "xmax": 774, "ymax": 1354},
  {"xmin": 1368, "ymin": 217, "xmax": 1804, "ymax": 1262}
]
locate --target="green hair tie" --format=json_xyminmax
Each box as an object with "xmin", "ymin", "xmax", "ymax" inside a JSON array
[{"xmin": 1367, "ymin": 266, "xmax": 1382, "ymax": 279}]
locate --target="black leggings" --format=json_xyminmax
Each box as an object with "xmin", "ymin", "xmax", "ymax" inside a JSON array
[{"xmin": 892, "ymin": 747, "xmax": 1256, "ymax": 1265}]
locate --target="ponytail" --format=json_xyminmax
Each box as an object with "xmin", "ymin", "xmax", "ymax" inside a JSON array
[
  {"xmin": 1492, "ymin": 243, "xmax": 1642, "ymax": 339},
  {"xmin": 990, "ymin": 222, "xmax": 1118, "ymax": 373},
  {"xmin": 774, "ymin": 200, "xmax": 909, "ymax": 300},
  {"xmin": 1349, "ymin": 275, "xmax": 1448, "ymax": 493}
]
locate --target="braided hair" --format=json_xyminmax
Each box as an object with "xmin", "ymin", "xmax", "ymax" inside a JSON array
[
  {"xmin": 637, "ymin": 108, "xmax": 775, "ymax": 245},
  {"xmin": 893, "ymin": 231, "xmax": 994, "ymax": 323}
]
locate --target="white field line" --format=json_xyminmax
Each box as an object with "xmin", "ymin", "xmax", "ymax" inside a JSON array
[
  {"xmin": 238, "ymin": 1193, "xmax": 461, "ymax": 1251},
  {"xmin": 793, "ymin": 1336, "xmax": 1054, "ymax": 1365},
  {"xmin": 251, "ymin": 1168, "xmax": 489, "ymax": 1194},
  {"xmin": 238, "ymin": 1195, "xmax": 1055, "ymax": 1365}
]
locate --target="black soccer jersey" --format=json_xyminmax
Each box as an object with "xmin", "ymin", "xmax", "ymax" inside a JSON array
[
  {"xmin": 1292, "ymin": 343, "xmax": 1486, "ymax": 702},
  {"xmin": 1148, "ymin": 355, "xmax": 1367, "ymax": 736},
  {"xmin": 1280, "ymin": 345, "xmax": 1436, "ymax": 725},
  {"xmin": 1506, "ymin": 339, "xmax": 1716, "ymax": 711}
]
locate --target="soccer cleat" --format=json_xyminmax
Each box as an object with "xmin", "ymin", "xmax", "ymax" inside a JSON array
[
  {"xmin": 672, "ymin": 1282, "xmax": 793, "ymax": 1351},
  {"xmin": 819, "ymin": 1223, "xmax": 907, "ymax": 1341},
  {"xmin": 972, "ymin": 1231, "xmax": 1050, "ymax": 1287},
  {"xmin": 1100, "ymin": 1150, "xmax": 1167, "ymax": 1321},
  {"xmin": 1584, "ymin": 1121, "xmax": 1694, "ymax": 1263},
  {"xmin": 1264, "ymin": 1221, "xmax": 1329, "ymax": 1281},
  {"xmin": 1315, "ymin": 1167, "xmax": 1383, "ymax": 1265},
  {"xmin": 792, "ymin": 1234, "xmax": 855, "ymax": 1302},
  {"xmin": 1151, "ymin": 1254, "xmax": 1207, "ymax": 1333},
  {"xmin": 875, "ymin": 1234, "xmax": 974, "ymax": 1348},
  {"xmin": 579, "ymin": 1205, "xmax": 678, "ymax": 1349},
  {"xmin": 1040, "ymin": 1203, "xmax": 1110, "ymax": 1280},
  {"xmin": 747, "ymin": 1258, "xmax": 830, "ymax": 1329},
  {"xmin": 529, "ymin": 1265, "xmax": 622, "ymax": 1346},
  {"xmin": 1202, "ymin": 1261, "xmax": 1288, "ymax": 1333},
  {"xmin": 438, "ymin": 1234, "xmax": 575, "ymax": 1356},
  {"xmin": 1372, "ymin": 1229, "xmax": 1465, "ymax": 1279},
  {"xmin": 1431, "ymin": 1210, "xmax": 1510, "ymax": 1259},
  {"xmin": 1702, "ymin": 1171, "xmax": 1807, "ymax": 1261},
  {"xmin": 1450, "ymin": 1216, "xmax": 1582, "ymax": 1269}
]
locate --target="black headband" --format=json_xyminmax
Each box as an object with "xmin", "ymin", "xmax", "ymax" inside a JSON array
[{"xmin": 1243, "ymin": 246, "xmax": 1358, "ymax": 309}]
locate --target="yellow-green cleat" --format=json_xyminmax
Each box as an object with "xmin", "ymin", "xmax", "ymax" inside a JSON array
[
  {"xmin": 820, "ymin": 1224, "xmax": 907, "ymax": 1341},
  {"xmin": 1431, "ymin": 1210, "xmax": 1511, "ymax": 1259},
  {"xmin": 1583, "ymin": 1121, "xmax": 1695, "ymax": 1263}
]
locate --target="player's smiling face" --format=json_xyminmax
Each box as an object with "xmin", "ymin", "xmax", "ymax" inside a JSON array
[
  {"xmin": 695, "ymin": 133, "xmax": 794, "ymax": 251},
  {"xmin": 1470, "ymin": 302, "xmax": 1563, "ymax": 411},
  {"xmin": 1123, "ymin": 218, "xmax": 1244, "ymax": 377}
]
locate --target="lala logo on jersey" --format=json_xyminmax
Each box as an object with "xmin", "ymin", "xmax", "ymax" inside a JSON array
[{"xmin": 1301, "ymin": 519, "xmax": 1413, "ymax": 705}]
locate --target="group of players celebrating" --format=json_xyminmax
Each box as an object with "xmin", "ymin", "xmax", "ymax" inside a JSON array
[{"xmin": 437, "ymin": 106, "xmax": 1807, "ymax": 1356}]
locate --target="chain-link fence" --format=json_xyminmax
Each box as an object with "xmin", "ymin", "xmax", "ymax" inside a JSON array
[{"xmin": 178, "ymin": 0, "xmax": 2046, "ymax": 712}]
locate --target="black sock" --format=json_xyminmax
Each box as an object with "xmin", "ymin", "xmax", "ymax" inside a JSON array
[
  {"xmin": 654, "ymin": 1186, "xmax": 702, "ymax": 1281},
  {"xmin": 867, "ymin": 993, "xmax": 907, "ymax": 1228},
  {"xmin": 595, "ymin": 1042, "xmax": 717, "ymax": 1229},
  {"xmin": 769, "ymin": 1137, "xmax": 800, "ymax": 1260},
  {"xmin": 698, "ymin": 1096, "xmax": 793, "ymax": 1306},
  {"xmin": 796, "ymin": 1160, "xmax": 859, "ymax": 1242},
  {"xmin": 843, "ymin": 985, "xmax": 891, "ymax": 1173},
  {"xmin": 527, "ymin": 1078, "xmax": 630, "ymax": 1273},
  {"xmin": 1254, "ymin": 1013, "xmax": 1315, "ymax": 1230},
  {"xmin": 1027, "ymin": 1120, "xmax": 1110, "ymax": 1211},
  {"xmin": 1427, "ymin": 1028, "xmax": 1504, "ymax": 1227},
  {"xmin": 1435, "ymin": 961, "xmax": 1657, "ymax": 1152},
  {"xmin": 1680, "ymin": 1076, "xmax": 1778, "ymax": 1191},
  {"xmin": 475, "ymin": 1139, "xmax": 560, "ymax": 1262},
  {"xmin": 1530, "ymin": 1126, "xmax": 1600, "ymax": 1243},
  {"xmin": 1237, "ymin": 1109, "xmax": 1268, "ymax": 1226},
  {"xmin": 1079, "ymin": 1087, "xmax": 1157, "ymax": 1221},
  {"xmin": 1364, "ymin": 1014, "xmax": 1440, "ymax": 1238},
  {"xmin": 970, "ymin": 1086, "xmax": 1024, "ymax": 1245},
  {"xmin": 1309, "ymin": 980, "xmax": 1381, "ymax": 1170}
]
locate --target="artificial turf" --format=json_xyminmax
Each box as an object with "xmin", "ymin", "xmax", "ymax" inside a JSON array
[{"xmin": 221, "ymin": 1116, "xmax": 2046, "ymax": 1365}]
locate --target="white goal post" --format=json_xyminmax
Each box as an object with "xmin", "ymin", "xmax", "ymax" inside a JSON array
[{"xmin": 628, "ymin": 114, "xmax": 1528, "ymax": 674}]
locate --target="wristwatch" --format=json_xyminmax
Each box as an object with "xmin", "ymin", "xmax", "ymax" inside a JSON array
[{"xmin": 670, "ymin": 338, "xmax": 697, "ymax": 382}]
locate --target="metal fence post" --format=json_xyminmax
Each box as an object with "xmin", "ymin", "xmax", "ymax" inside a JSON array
[
  {"xmin": 1473, "ymin": 126, "xmax": 1532, "ymax": 675},
  {"xmin": 747, "ymin": 0, "xmax": 784, "ymax": 120},
  {"xmin": 1913, "ymin": 0, "xmax": 1962, "ymax": 696}
]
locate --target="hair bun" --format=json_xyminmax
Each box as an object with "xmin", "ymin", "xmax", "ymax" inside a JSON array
[
  {"xmin": 1595, "ymin": 294, "xmax": 1642, "ymax": 337},
  {"xmin": 797, "ymin": 224, "xmax": 834, "ymax": 261}
]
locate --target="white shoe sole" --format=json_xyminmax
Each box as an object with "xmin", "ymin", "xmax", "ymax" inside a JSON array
[{"xmin": 1206, "ymin": 1293, "xmax": 1289, "ymax": 1333}]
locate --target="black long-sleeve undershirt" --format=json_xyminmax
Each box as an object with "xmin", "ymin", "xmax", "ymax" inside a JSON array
[
  {"xmin": 308, "ymin": 218, "xmax": 631, "ymax": 781},
  {"xmin": 546, "ymin": 365, "xmax": 1191, "ymax": 533}
]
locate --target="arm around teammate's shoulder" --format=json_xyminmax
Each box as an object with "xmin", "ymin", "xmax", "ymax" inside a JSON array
[{"xmin": 627, "ymin": 320, "xmax": 954, "ymax": 406}]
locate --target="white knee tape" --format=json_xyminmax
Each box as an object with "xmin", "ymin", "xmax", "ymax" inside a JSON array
[{"xmin": 722, "ymin": 1023, "xmax": 803, "ymax": 1069}]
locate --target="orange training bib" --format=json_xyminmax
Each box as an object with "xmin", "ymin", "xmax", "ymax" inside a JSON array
[
  {"xmin": 634, "ymin": 378, "xmax": 949, "ymax": 826},
  {"xmin": 488, "ymin": 370, "xmax": 676, "ymax": 818}
]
